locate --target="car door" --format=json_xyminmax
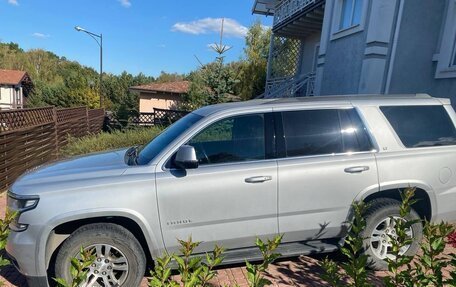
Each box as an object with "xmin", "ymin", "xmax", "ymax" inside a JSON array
[
  {"xmin": 275, "ymin": 107, "xmax": 379, "ymax": 242},
  {"xmin": 155, "ymin": 112, "xmax": 278, "ymax": 253}
]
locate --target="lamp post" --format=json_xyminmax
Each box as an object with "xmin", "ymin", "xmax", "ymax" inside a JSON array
[{"xmin": 74, "ymin": 26, "xmax": 103, "ymax": 107}]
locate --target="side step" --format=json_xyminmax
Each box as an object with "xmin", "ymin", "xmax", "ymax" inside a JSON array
[
  {"xmin": 169, "ymin": 239, "xmax": 341, "ymax": 267},
  {"xmin": 222, "ymin": 239, "xmax": 341, "ymax": 265}
]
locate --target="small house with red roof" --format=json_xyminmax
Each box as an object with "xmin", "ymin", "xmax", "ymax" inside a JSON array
[
  {"xmin": 0, "ymin": 69, "xmax": 33, "ymax": 110},
  {"xmin": 130, "ymin": 81, "xmax": 189, "ymax": 113}
]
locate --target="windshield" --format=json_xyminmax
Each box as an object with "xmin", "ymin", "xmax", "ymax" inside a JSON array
[{"xmin": 136, "ymin": 113, "xmax": 203, "ymax": 165}]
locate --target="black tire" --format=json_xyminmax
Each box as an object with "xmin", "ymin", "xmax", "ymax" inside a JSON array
[
  {"xmin": 55, "ymin": 223, "xmax": 146, "ymax": 287},
  {"xmin": 361, "ymin": 198, "xmax": 423, "ymax": 271}
]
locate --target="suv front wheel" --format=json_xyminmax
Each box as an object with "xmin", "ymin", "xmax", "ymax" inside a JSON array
[
  {"xmin": 55, "ymin": 223, "xmax": 146, "ymax": 287},
  {"xmin": 361, "ymin": 198, "xmax": 423, "ymax": 270}
]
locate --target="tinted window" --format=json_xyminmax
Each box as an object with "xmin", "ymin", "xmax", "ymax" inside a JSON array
[
  {"xmin": 340, "ymin": 108, "xmax": 374, "ymax": 152},
  {"xmin": 380, "ymin": 105, "xmax": 456, "ymax": 148},
  {"xmin": 136, "ymin": 113, "xmax": 203, "ymax": 165},
  {"xmin": 188, "ymin": 114, "xmax": 265, "ymax": 165},
  {"xmin": 282, "ymin": 109, "xmax": 372, "ymax": 157}
]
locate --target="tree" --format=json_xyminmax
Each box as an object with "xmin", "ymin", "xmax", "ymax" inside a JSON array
[
  {"xmin": 238, "ymin": 21, "xmax": 271, "ymax": 100},
  {"xmin": 182, "ymin": 19, "xmax": 241, "ymax": 110},
  {"xmin": 155, "ymin": 71, "xmax": 185, "ymax": 83},
  {"xmin": 0, "ymin": 42, "xmax": 154, "ymax": 115}
]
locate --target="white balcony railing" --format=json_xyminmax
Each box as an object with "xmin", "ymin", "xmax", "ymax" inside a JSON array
[{"xmin": 273, "ymin": 0, "xmax": 316, "ymax": 26}]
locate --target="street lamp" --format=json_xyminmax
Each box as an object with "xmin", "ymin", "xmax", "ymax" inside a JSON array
[{"xmin": 74, "ymin": 26, "xmax": 103, "ymax": 107}]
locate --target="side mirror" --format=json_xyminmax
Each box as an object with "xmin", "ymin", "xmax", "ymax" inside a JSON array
[{"xmin": 175, "ymin": 145, "xmax": 199, "ymax": 169}]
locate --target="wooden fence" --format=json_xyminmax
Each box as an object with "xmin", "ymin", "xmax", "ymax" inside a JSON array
[{"xmin": 0, "ymin": 106, "xmax": 105, "ymax": 191}]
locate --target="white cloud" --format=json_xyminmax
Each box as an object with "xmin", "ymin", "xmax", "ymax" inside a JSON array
[
  {"xmin": 32, "ymin": 32, "xmax": 50, "ymax": 39},
  {"xmin": 172, "ymin": 18, "xmax": 248, "ymax": 38},
  {"xmin": 8, "ymin": 0, "xmax": 18, "ymax": 5},
  {"xmin": 118, "ymin": 0, "xmax": 131, "ymax": 8},
  {"xmin": 157, "ymin": 44, "xmax": 166, "ymax": 48}
]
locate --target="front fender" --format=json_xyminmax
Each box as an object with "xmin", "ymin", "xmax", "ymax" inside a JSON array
[{"xmin": 36, "ymin": 209, "xmax": 164, "ymax": 275}]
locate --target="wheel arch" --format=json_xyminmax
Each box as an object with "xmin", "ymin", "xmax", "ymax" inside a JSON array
[
  {"xmin": 42, "ymin": 210, "xmax": 162, "ymax": 273},
  {"xmin": 356, "ymin": 181, "xmax": 436, "ymax": 221}
]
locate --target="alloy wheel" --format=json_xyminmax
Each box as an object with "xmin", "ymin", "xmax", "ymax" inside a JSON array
[
  {"xmin": 370, "ymin": 216, "xmax": 413, "ymax": 260},
  {"xmin": 78, "ymin": 244, "xmax": 129, "ymax": 287}
]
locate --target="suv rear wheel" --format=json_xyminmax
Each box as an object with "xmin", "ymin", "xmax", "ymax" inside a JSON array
[
  {"xmin": 361, "ymin": 198, "xmax": 423, "ymax": 270},
  {"xmin": 55, "ymin": 223, "xmax": 146, "ymax": 287}
]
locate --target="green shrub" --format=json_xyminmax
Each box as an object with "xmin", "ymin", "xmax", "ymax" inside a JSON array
[
  {"xmin": 148, "ymin": 235, "xmax": 282, "ymax": 287},
  {"xmin": 383, "ymin": 188, "xmax": 419, "ymax": 287},
  {"xmin": 320, "ymin": 201, "xmax": 373, "ymax": 287},
  {"xmin": 60, "ymin": 127, "xmax": 163, "ymax": 157},
  {"xmin": 54, "ymin": 247, "xmax": 95, "ymax": 287},
  {"xmin": 0, "ymin": 210, "xmax": 17, "ymax": 286},
  {"xmin": 320, "ymin": 187, "xmax": 456, "ymax": 287}
]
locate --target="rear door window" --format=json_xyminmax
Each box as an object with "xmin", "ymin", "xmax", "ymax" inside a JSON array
[
  {"xmin": 281, "ymin": 108, "xmax": 373, "ymax": 157},
  {"xmin": 380, "ymin": 105, "xmax": 456, "ymax": 148}
]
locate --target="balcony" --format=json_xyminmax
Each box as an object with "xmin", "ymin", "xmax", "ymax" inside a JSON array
[{"xmin": 273, "ymin": 0, "xmax": 325, "ymax": 38}]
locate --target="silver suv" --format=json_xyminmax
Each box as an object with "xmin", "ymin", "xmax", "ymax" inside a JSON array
[{"xmin": 6, "ymin": 94, "xmax": 456, "ymax": 287}]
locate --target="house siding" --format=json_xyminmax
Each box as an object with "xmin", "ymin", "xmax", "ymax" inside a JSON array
[
  {"xmin": 257, "ymin": 0, "xmax": 456, "ymax": 100},
  {"xmin": 139, "ymin": 92, "xmax": 181, "ymax": 113},
  {"xmin": 0, "ymin": 86, "xmax": 14, "ymax": 109},
  {"xmin": 298, "ymin": 32, "xmax": 321, "ymax": 76},
  {"xmin": 388, "ymin": 0, "xmax": 456, "ymax": 100},
  {"xmin": 320, "ymin": 31, "xmax": 366, "ymax": 95}
]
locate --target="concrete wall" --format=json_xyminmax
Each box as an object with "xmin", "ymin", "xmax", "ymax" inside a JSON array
[
  {"xmin": 317, "ymin": 0, "xmax": 401, "ymax": 96},
  {"xmin": 139, "ymin": 92, "xmax": 182, "ymax": 113},
  {"xmin": 315, "ymin": 0, "xmax": 370, "ymax": 96},
  {"xmin": 319, "ymin": 31, "xmax": 366, "ymax": 95},
  {"xmin": 388, "ymin": 0, "xmax": 456, "ymax": 101},
  {"xmin": 298, "ymin": 31, "xmax": 321, "ymax": 76}
]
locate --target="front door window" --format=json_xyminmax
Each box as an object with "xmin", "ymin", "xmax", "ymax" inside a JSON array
[{"xmin": 188, "ymin": 114, "xmax": 266, "ymax": 165}]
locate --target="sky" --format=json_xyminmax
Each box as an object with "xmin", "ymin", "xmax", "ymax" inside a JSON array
[{"xmin": 0, "ymin": 0, "xmax": 272, "ymax": 77}]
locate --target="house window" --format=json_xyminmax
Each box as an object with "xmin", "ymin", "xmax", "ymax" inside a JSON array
[
  {"xmin": 435, "ymin": 0, "xmax": 456, "ymax": 78},
  {"xmin": 331, "ymin": 0, "xmax": 367, "ymax": 40},
  {"xmin": 340, "ymin": 0, "xmax": 363, "ymax": 30}
]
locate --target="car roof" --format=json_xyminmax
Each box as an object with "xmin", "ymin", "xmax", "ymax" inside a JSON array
[{"xmin": 193, "ymin": 94, "xmax": 449, "ymax": 116}]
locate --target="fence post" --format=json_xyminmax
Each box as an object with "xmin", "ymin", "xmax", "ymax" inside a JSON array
[
  {"xmin": 85, "ymin": 107, "xmax": 89, "ymax": 135},
  {"xmin": 53, "ymin": 107, "xmax": 59, "ymax": 158}
]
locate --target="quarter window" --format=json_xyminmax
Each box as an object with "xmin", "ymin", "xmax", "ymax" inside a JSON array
[
  {"xmin": 188, "ymin": 114, "xmax": 265, "ymax": 165},
  {"xmin": 380, "ymin": 106, "xmax": 456, "ymax": 148},
  {"xmin": 282, "ymin": 109, "xmax": 372, "ymax": 158},
  {"xmin": 340, "ymin": 0, "xmax": 363, "ymax": 30}
]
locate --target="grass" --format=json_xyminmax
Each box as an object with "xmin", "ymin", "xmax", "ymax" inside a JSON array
[{"xmin": 60, "ymin": 126, "xmax": 164, "ymax": 157}]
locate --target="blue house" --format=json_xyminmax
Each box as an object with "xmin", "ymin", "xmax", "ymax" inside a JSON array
[{"xmin": 253, "ymin": 0, "xmax": 456, "ymax": 100}]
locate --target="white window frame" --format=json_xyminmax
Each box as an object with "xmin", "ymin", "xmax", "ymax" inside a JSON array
[
  {"xmin": 435, "ymin": 0, "xmax": 456, "ymax": 78},
  {"xmin": 331, "ymin": 0, "xmax": 369, "ymax": 41}
]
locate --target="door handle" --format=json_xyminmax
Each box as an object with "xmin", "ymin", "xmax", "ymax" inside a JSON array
[
  {"xmin": 344, "ymin": 166, "xmax": 369, "ymax": 173},
  {"xmin": 245, "ymin": 176, "xmax": 272, "ymax": 183}
]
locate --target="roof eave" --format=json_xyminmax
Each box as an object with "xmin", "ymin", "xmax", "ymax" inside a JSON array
[
  {"xmin": 130, "ymin": 88, "xmax": 186, "ymax": 95},
  {"xmin": 252, "ymin": 0, "xmax": 276, "ymax": 16}
]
